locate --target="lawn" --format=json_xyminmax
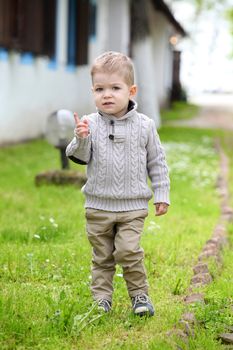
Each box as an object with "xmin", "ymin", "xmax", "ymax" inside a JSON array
[
  {"xmin": 161, "ymin": 102, "xmax": 199, "ymax": 123},
  {"xmin": 0, "ymin": 122, "xmax": 232, "ymax": 349}
]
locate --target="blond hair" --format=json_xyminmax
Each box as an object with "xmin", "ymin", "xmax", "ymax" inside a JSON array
[{"xmin": 91, "ymin": 51, "xmax": 135, "ymax": 86}]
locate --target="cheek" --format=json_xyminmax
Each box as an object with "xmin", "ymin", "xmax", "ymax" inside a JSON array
[{"xmin": 93, "ymin": 94, "xmax": 100, "ymax": 102}]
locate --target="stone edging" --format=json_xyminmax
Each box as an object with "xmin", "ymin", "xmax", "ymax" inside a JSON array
[
  {"xmin": 172, "ymin": 139, "xmax": 233, "ymax": 341},
  {"xmin": 35, "ymin": 170, "xmax": 86, "ymax": 187}
]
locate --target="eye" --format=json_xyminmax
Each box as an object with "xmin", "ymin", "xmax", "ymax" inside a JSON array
[
  {"xmin": 95, "ymin": 87, "xmax": 103, "ymax": 92},
  {"xmin": 112, "ymin": 86, "xmax": 120, "ymax": 90}
]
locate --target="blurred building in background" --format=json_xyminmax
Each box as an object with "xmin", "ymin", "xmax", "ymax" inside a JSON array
[{"xmin": 0, "ymin": 0, "xmax": 185, "ymax": 144}]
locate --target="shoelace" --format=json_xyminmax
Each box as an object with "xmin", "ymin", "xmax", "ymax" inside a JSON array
[
  {"xmin": 133, "ymin": 294, "xmax": 149, "ymax": 307},
  {"xmin": 98, "ymin": 299, "xmax": 111, "ymax": 309}
]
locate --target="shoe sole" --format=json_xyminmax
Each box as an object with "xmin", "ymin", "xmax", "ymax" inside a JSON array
[{"xmin": 134, "ymin": 306, "xmax": 154, "ymax": 316}]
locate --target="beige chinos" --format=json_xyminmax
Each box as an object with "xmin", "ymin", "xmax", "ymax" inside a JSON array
[{"xmin": 85, "ymin": 208, "xmax": 149, "ymax": 302}]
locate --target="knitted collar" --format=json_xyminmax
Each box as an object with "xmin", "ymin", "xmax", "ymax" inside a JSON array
[{"xmin": 98, "ymin": 100, "xmax": 137, "ymax": 122}]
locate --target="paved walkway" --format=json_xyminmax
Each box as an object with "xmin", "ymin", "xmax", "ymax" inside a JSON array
[{"xmin": 169, "ymin": 93, "xmax": 233, "ymax": 130}]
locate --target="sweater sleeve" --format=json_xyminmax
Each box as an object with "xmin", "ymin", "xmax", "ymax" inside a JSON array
[
  {"xmin": 66, "ymin": 133, "xmax": 92, "ymax": 165},
  {"xmin": 146, "ymin": 119, "xmax": 170, "ymax": 205}
]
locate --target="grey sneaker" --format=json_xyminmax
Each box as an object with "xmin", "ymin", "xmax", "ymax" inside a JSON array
[
  {"xmin": 97, "ymin": 299, "xmax": 112, "ymax": 313},
  {"xmin": 132, "ymin": 293, "xmax": 154, "ymax": 316}
]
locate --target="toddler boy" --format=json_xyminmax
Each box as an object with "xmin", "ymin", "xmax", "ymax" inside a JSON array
[{"xmin": 66, "ymin": 51, "xmax": 170, "ymax": 316}]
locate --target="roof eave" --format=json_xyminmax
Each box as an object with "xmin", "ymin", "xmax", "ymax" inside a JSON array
[{"xmin": 152, "ymin": 0, "xmax": 188, "ymax": 37}]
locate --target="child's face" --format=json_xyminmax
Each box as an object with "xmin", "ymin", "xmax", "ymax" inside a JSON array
[{"xmin": 92, "ymin": 72, "xmax": 137, "ymax": 118}]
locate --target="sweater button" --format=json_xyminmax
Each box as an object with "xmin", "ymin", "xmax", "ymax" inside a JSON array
[{"xmin": 109, "ymin": 134, "xmax": 114, "ymax": 140}]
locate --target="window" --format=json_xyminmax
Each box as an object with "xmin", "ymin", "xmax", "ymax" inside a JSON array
[
  {"xmin": 67, "ymin": 0, "xmax": 90, "ymax": 66},
  {"xmin": 0, "ymin": 0, "xmax": 56, "ymax": 58},
  {"xmin": 89, "ymin": 0, "xmax": 97, "ymax": 39}
]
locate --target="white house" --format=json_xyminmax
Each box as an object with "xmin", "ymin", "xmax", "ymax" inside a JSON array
[{"xmin": 0, "ymin": 0, "xmax": 185, "ymax": 145}]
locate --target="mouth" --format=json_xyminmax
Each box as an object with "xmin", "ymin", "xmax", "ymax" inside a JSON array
[{"xmin": 103, "ymin": 102, "xmax": 114, "ymax": 106}]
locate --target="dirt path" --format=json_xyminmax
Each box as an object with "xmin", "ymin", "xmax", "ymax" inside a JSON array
[{"xmin": 169, "ymin": 93, "xmax": 233, "ymax": 130}]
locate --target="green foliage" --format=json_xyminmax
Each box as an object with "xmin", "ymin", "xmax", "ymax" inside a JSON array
[
  {"xmin": 175, "ymin": 0, "xmax": 233, "ymax": 54},
  {"xmin": 226, "ymin": 7, "xmax": 233, "ymax": 57},
  {"xmin": 185, "ymin": 0, "xmax": 230, "ymax": 12},
  {"xmin": 195, "ymin": 296, "xmax": 232, "ymax": 333}
]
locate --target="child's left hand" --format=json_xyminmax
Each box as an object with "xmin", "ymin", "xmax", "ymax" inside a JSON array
[{"xmin": 155, "ymin": 203, "xmax": 169, "ymax": 216}]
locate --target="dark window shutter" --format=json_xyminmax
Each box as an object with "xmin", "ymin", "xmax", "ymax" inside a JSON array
[
  {"xmin": 0, "ymin": 0, "xmax": 56, "ymax": 58},
  {"xmin": 18, "ymin": 0, "xmax": 44, "ymax": 54},
  {"xmin": 67, "ymin": 0, "xmax": 90, "ymax": 66},
  {"xmin": 76, "ymin": 0, "xmax": 89, "ymax": 65},
  {"xmin": 0, "ymin": 0, "xmax": 16, "ymax": 48},
  {"xmin": 43, "ymin": 0, "xmax": 56, "ymax": 57}
]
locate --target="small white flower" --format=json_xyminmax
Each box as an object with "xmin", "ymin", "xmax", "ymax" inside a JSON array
[
  {"xmin": 116, "ymin": 273, "xmax": 123, "ymax": 278},
  {"xmin": 34, "ymin": 234, "xmax": 40, "ymax": 239},
  {"xmin": 54, "ymin": 310, "xmax": 61, "ymax": 317},
  {"xmin": 53, "ymin": 274, "xmax": 61, "ymax": 281},
  {"xmin": 149, "ymin": 221, "xmax": 161, "ymax": 229},
  {"xmin": 49, "ymin": 217, "xmax": 55, "ymax": 224},
  {"xmin": 148, "ymin": 221, "xmax": 156, "ymax": 227}
]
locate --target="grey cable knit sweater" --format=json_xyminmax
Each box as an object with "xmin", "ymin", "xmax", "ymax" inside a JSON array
[{"xmin": 66, "ymin": 101, "xmax": 170, "ymax": 211}]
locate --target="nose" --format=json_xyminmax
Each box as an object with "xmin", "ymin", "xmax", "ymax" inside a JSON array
[{"xmin": 103, "ymin": 88, "xmax": 112, "ymax": 98}]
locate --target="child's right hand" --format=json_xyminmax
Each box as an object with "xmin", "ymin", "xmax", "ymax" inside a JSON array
[{"xmin": 74, "ymin": 112, "xmax": 89, "ymax": 138}]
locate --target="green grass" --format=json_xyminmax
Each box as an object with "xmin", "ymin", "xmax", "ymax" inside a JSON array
[
  {"xmin": 0, "ymin": 127, "xmax": 232, "ymax": 349},
  {"xmin": 176, "ymin": 226, "xmax": 233, "ymax": 350},
  {"xmin": 161, "ymin": 101, "xmax": 199, "ymax": 123}
]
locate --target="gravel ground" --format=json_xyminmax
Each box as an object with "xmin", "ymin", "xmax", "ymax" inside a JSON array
[{"xmin": 169, "ymin": 93, "xmax": 233, "ymax": 130}]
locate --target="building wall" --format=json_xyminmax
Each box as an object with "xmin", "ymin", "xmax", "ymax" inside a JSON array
[
  {"xmin": 0, "ymin": 53, "xmax": 93, "ymax": 144},
  {"xmin": 0, "ymin": 0, "xmax": 91, "ymax": 144},
  {"xmin": 0, "ymin": 0, "xmax": 177, "ymax": 144},
  {"xmin": 106, "ymin": 0, "xmax": 130, "ymax": 54},
  {"xmin": 132, "ymin": 37, "xmax": 161, "ymax": 127},
  {"xmin": 89, "ymin": 0, "xmax": 130, "ymax": 62},
  {"xmin": 148, "ymin": 6, "xmax": 174, "ymax": 108},
  {"xmin": 0, "ymin": 0, "xmax": 131, "ymax": 145}
]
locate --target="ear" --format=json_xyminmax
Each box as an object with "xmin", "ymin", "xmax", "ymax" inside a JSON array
[{"xmin": 129, "ymin": 85, "xmax": 137, "ymax": 97}]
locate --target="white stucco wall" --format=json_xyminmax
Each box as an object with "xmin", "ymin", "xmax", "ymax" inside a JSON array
[
  {"xmin": 0, "ymin": 55, "xmax": 94, "ymax": 144},
  {"xmin": 106, "ymin": 0, "xmax": 130, "ymax": 54},
  {"xmin": 131, "ymin": 3, "xmax": 176, "ymax": 126},
  {"xmin": 148, "ymin": 5, "xmax": 174, "ymax": 108},
  {"xmin": 89, "ymin": 0, "xmax": 130, "ymax": 62},
  {"xmin": 0, "ymin": 0, "xmax": 132, "ymax": 144},
  {"xmin": 132, "ymin": 38, "xmax": 161, "ymax": 128}
]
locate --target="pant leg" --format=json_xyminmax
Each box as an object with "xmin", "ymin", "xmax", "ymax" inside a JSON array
[
  {"xmin": 85, "ymin": 209, "xmax": 116, "ymax": 302},
  {"xmin": 113, "ymin": 209, "xmax": 149, "ymax": 298}
]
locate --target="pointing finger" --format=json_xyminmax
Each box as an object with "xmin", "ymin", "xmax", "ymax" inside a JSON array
[
  {"xmin": 74, "ymin": 112, "xmax": 80, "ymax": 125},
  {"xmin": 83, "ymin": 118, "xmax": 89, "ymax": 125}
]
